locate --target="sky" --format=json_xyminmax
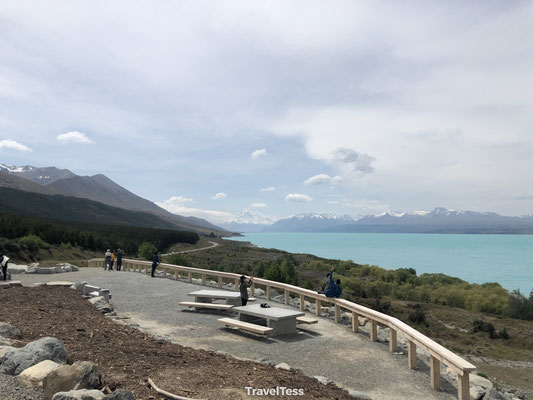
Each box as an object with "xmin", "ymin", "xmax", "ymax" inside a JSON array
[{"xmin": 1, "ymin": 1, "xmax": 533, "ymax": 225}]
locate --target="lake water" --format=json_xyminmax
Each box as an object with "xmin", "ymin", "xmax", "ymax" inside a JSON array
[{"xmin": 227, "ymin": 232, "xmax": 533, "ymax": 295}]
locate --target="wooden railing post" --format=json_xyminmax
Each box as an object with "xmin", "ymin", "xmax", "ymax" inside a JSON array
[
  {"xmin": 389, "ymin": 329, "xmax": 397, "ymax": 352},
  {"xmin": 316, "ymin": 300, "xmax": 322, "ymax": 316},
  {"xmin": 457, "ymin": 372, "xmax": 469, "ymax": 400},
  {"xmin": 352, "ymin": 312, "xmax": 359, "ymax": 332},
  {"xmin": 175, "ymin": 270, "xmax": 179, "ymax": 280},
  {"xmin": 299, "ymin": 295, "xmax": 305, "ymax": 311},
  {"xmin": 284, "ymin": 290, "xmax": 290, "ymax": 305},
  {"xmin": 218, "ymin": 276, "xmax": 223, "ymax": 288},
  {"xmin": 144, "ymin": 266, "xmax": 148, "ymax": 274},
  {"xmin": 250, "ymin": 282, "xmax": 255, "ymax": 296},
  {"xmin": 188, "ymin": 272, "xmax": 192, "ymax": 283},
  {"xmin": 334, "ymin": 304, "xmax": 341, "ymax": 323},
  {"xmin": 408, "ymin": 340, "xmax": 417, "ymax": 369},
  {"xmin": 370, "ymin": 320, "xmax": 378, "ymax": 341},
  {"xmin": 430, "ymin": 355, "xmax": 441, "ymax": 390},
  {"xmin": 235, "ymin": 278, "xmax": 240, "ymax": 291},
  {"xmin": 201, "ymin": 274, "xmax": 206, "ymax": 285},
  {"xmin": 266, "ymin": 286, "xmax": 271, "ymax": 300}
]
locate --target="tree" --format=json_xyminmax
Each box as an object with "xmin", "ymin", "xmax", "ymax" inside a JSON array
[{"xmin": 138, "ymin": 242, "xmax": 157, "ymax": 261}]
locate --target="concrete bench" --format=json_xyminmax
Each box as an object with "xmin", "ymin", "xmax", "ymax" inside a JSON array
[
  {"xmin": 218, "ymin": 317, "xmax": 273, "ymax": 335},
  {"xmin": 179, "ymin": 301, "xmax": 234, "ymax": 311},
  {"xmin": 296, "ymin": 316, "xmax": 318, "ymax": 324}
]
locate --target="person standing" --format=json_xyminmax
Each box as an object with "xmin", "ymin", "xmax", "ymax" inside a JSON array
[
  {"xmin": 104, "ymin": 249, "xmax": 112, "ymax": 270},
  {"xmin": 151, "ymin": 251, "xmax": 159, "ymax": 278},
  {"xmin": 325, "ymin": 267, "xmax": 342, "ymax": 298},
  {"xmin": 239, "ymin": 275, "xmax": 253, "ymax": 306},
  {"xmin": 1, "ymin": 254, "xmax": 9, "ymax": 281},
  {"xmin": 116, "ymin": 249, "xmax": 124, "ymax": 271},
  {"xmin": 109, "ymin": 250, "xmax": 115, "ymax": 271}
]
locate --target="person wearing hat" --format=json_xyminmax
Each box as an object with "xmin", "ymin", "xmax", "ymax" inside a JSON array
[{"xmin": 104, "ymin": 249, "xmax": 112, "ymax": 270}]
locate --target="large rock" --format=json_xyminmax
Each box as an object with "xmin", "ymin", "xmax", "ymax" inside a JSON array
[
  {"xmin": 19, "ymin": 359, "xmax": 61, "ymax": 387},
  {"xmin": 43, "ymin": 361, "xmax": 101, "ymax": 399},
  {"xmin": 0, "ymin": 322, "xmax": 21, "ymax": 338},
  {"xmin": 104, "ymin": 389, "xmax": 136, "ymax": 400},
  {"xmin": 0, "ymin": 345, "xmax": 15, "ymax": 357},
  {"xmin": 7, "ymin": 264, "xmax": 28, "ymax": 274},
  {"xmin": 52, "ymin": 389, "xmax": 106, "ymax": 400},
  {"xmin": 0, "ymin": 336, "xmax": 67, "ymax": 375},
  {"xmin": 38, "ymin": 268, "xmax": 56, "ymax": 274},
  {"xmin": 72, "ymin": 281, "xmax": 88, "ymax": 293},
  {"xmin": 88, "ymin": 296, "xmax": 113, "ymax": 314}
]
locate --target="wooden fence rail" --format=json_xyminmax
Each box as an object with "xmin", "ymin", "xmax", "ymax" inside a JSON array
[{"xmin": 88, "ymin": 258, "xmax": 475, "ymax": 399}]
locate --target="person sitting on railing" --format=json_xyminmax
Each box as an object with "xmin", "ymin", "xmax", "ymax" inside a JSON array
[
  {"xmin": 325, "ymin": 268, "xmax": 342, "ymax": 298},
  {"xmin": 239, "ymin": 275, "xmax": 254, "ymax": 306}
]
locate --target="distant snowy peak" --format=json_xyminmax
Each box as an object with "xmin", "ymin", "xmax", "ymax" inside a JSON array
[
  {"xmin": 233, "ymin": 209, "xmax": 278, "ymax": 225},
  {"xmin": 292, "ymin": 212, "xmax": 357, "ymax": 222},
  {"xmin": 0, "ymin": 164, "xmax": 34, "ymax": 173},
  {"xmin": 0, "ymin": 163, "xmax": 76, "ymax": 184}
]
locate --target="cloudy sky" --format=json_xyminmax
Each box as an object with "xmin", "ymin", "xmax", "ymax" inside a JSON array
[{"xmin": 1, "ymin": 1, "xmax": 533, "ymax": 224}]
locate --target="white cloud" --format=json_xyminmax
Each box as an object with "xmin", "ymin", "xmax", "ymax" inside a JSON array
[
  {"xmin": 0, "ymin": 139, "xmax": 32, "ymax": 152},
  {"xmin": 303, "ymin": 173, "xmax": 343, "ymax": 186},
  {"xmin": 260, "ymin": 186, "xmax": 276, "ymax": 192},
  {"xmin": 328, "ymin": 200, "xmax": 339, "ymax": 204},
  {"xmin": 156, "ymin": 196, "xmax": 234, "ymax": 224},
  {"xmin": 212, "ymin": 192, "xmax": 227, "ymax": 200},
  {"xmin": 251, "ymin": 203, "xmax": 267, "ymax": 208},
  {"xmin": 285, "ymin": 193, "xmax": 312, "ymax": 203},
  {"xmin": 57, "ymin": 131, "xmax": 92, "ymax": 144},
  {"xmin": 251, "ymin": 148, "xmax": 268, "ymax": 159}
]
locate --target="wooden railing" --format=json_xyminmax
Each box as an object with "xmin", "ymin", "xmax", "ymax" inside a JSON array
[{"xmin": 89, "ymin": 258, "xmax": 476, "ymax": 399}]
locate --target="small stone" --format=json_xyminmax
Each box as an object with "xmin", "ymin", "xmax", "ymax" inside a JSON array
[
  {"xmin": 347, "ymin": 389, "xmax": 371, "ymax": 399},
  {"xmin": 274, "ymin": 362, "xmax": 292, "ymax": 371},
  {"xmin": 104, "ymin": 389, "xmax": 136, "ymax": 400},
  {"xmin": 314, "ymin": 375, "xmax": 332, "ymax": 385},
  {"xmin": 0, "ymin": 322, "xmax": 21, "ymax": 338},
  {"xmin": 51, "ymin": 389, "xmax": 106, "ymax": 400}
]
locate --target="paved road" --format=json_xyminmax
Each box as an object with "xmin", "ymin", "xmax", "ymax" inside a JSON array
[
  {"xmin": 15, "ymin": 268, "xmax": 459, "ymax": 400},
  {"xmin": 161, "ymin": 241, "xmax": 219, "ymax": 256}
]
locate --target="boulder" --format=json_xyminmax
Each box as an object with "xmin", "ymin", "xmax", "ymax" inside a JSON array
[
  {"xmin": 43, "ymin": 361, "xmax": 101, "ymax": 399},
  {"xmin": 471, "ymin": 385, "xmax": 487, "ymax": 400},
  {"xmin": 484, "ymin": 388, "xmax": 507, "ymax": 400},
  {"xmin": 26, "ymin": 266, "xmax": 39, "ymax": 274},
  {"xmin": 254, "ymin": 288, "xmax": 265, "ymax": 297},
  {"xmin": 0, "ymin": 345, "xmax": 15, "ymax": 357},
  {"xmin": 0, "ymin": 322, "xmax": 21, "ymax": 338},
  {"xmin": 38, "ymin": 268, "xmax": 56, "ymax": 274},
  {"xmin": 7, "ymin": 264, "xmax": 28, "ymax": 274},
  {"xmin": 104, "ymin": 389, "xmax": 136, "ymax": 400},
  {"xmin": 88, "ymin": 296, "xmax": 113, "ymax": 314},
  {"xmin": 471, "ymin": 374, "xmax": 494, "ymax": 392},
  {"xmin": 19, "ymin": 359, "xmax": 61, "ymax": 387},
  {"xmin": 52, "ymin": 389, "xmax": 106, "ymax": 400},
  {"xmin": 70, "ymin": 265, "xmax": 79, "ymax": 272},
  {"xmin": 72, "ymin": 281, "xmax": 88, "ymax": 293},
  {"xmin": 0, "ymin": 336, "xmax": 67, "ymax": 375}
]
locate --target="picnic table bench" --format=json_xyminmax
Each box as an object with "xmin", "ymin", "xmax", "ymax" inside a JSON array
[
  {"xmin": 179, "ymin": 289, "xmax": 242, "ymax": 310},
  {"xmin": 225, "ymin": 304, "xmax": 305, "ymax": 337}
]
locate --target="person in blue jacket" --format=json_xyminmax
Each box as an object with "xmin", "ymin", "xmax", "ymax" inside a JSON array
[
  {"xmin": 151, "ymin": 251, "xmax": 160, "ymax": 278},
  {"xmin": 325, "ymin": 267, "xmax": 342, "ymax": 298}
]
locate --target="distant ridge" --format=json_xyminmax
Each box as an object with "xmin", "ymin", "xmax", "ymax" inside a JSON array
[
  {"xmin": 0, "ymin": 163, "xmax": 75, "ymax": 184},
  {"xmin": 0, "ymin": 171, "xmax": 58, "ymax": 195}
]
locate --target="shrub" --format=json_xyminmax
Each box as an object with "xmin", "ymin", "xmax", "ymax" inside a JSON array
[
  {"xmin": 138, "ymin": 242, "xmax": 157, "ymax": 261},
  {"xmin": 166, "ymin": 253, "xmax": 191, "ymax": 267},
  {"xmin": 19, "ymin": 234, "xmax": 49, "ymax": 253},
  {"xmin": 408, "ymin": 303, "xmax": 427, "ymax": 324}
]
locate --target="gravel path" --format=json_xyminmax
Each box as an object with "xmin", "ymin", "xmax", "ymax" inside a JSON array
[
  {"xmin": 0, "ymin": 373, "xmax": 45, "ymax": 400},
  {"xmin": 14, "ymin": 268, "xmax": 459, "ymax": 400}
]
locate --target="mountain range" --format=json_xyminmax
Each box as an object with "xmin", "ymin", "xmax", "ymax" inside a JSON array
[
  {"xmin": 0, "ymin": 163, "xmax": 226, "ymax": 235},
  {"xmin": 253, "ymin": 208, "xmax": 533, "ymax": 234}
]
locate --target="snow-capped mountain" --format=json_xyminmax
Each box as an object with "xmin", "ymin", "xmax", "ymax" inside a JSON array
[
  {"xmin": 219, "ymin": 209, "xmax": 277, "ymax": 233},
  {"xmin": 0, "ymin": 163, "xmax": 76, "ymax": 184},
  {"xmin": 263, "ymin": 212, "xmax": 358, "ymax": 232}
]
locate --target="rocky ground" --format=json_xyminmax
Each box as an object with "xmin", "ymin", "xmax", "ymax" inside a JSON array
[{"xmin": 0, "ymin": 285, "xmax": 357, "ymax": 399}]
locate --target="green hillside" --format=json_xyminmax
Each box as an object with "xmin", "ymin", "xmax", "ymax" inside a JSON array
[{"xmin": 0, "ymin": 186, "xmax": 183, "ymax": 229}]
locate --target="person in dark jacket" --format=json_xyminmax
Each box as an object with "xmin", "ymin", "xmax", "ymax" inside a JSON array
[
  {"xmin": 325, "ymin": 268, "xmax": 342, "ymax": 298},
  {"xmin": 239, "ymin": 275, "xmax": 253, "ymax": 306},
  {"xmin": 151, "ymin": 251, "xmax": 159, "ymax": 278},
  {"xmin": 116, "ymin": 249, "xmax": 124, "ymax": 271}
]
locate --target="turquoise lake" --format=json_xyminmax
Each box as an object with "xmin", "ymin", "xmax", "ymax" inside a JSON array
[{"xmin": 227, "ymin": 233, "xmax": 533, "ymax": 295}]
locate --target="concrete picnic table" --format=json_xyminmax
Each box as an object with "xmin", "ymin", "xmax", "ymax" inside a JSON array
[
  {"xmin": 233, "ymin": 304, "xmax": 305, "ymax": 336},
  {"xmin": 188, "ymin": 289, "xmax": 242, "ymax": 306}
]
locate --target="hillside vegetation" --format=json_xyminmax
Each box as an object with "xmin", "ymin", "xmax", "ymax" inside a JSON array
[{"xmin": 0, "ymin": 213, "xmax": 199, "ymax": 261}]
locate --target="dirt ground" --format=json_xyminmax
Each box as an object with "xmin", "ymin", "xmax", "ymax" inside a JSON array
[{"xmin": 0, "ymin": 286, "xmax": 358, "ymax": 399}]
